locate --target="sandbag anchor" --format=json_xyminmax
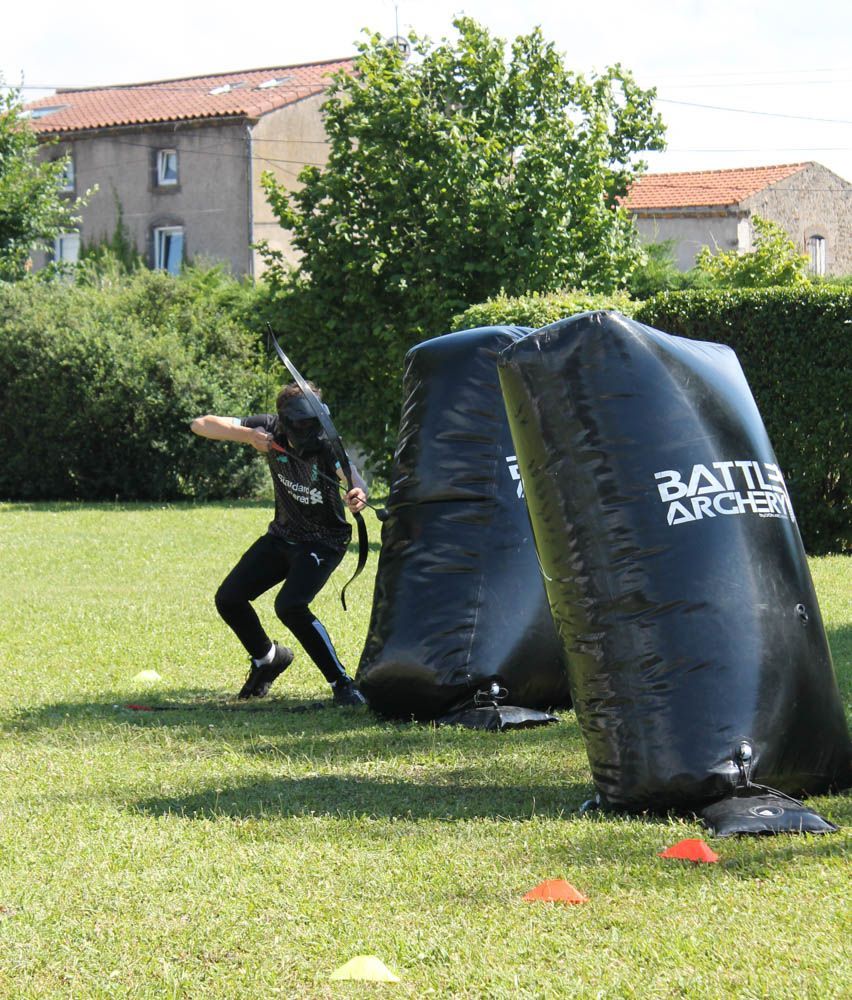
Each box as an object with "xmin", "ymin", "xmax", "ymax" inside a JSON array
[{"xmin": 701, "ymin": 785, "xmax": 838, "ymax": 837}]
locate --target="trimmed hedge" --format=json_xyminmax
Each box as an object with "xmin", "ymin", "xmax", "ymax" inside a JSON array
[
  {"xmin": 453, "ymin": 286, "xmax": 849, "ymax": 554},
  {"xmin": 636, "ymin": 288, "xmax": 849, "ymax": 554},
  {"xmin": 0, "ymin": 269, "xmax": 267, "ymax": 501},
  {"xmin": 5, "ymin": 272, "xmax": 847, "ymax": 551},
  {"xmin": 452, "ymin": 288, "xmax": 636, "ymax": 330}
]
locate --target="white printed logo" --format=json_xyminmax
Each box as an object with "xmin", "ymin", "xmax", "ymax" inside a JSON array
[
  {"xmin": 277, "ymin": 473, "xmax": 323, "ymax": 505},
  {"xmin": 654, "ymin": 460, "xmax": 795, "ymax": 527},
  {"xmin": 506, "ymin": 455, "xmax": 524, "ymax": 499}
]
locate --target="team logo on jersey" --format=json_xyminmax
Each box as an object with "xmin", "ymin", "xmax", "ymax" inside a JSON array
[{"xmin": 276, "ymin": 472, "xmax": 323, "ymax": 505}]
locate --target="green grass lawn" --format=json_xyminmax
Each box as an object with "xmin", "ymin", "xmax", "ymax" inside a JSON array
[{"xmin": 0, "ymin": 503, "xmax": 849, "ymax": 999}]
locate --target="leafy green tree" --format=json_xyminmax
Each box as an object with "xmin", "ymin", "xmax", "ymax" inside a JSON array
[
  {"xmin": 0, "ymin": 81, "xmax": 83, "ymax": 281},
  {"xmin": 694, "ymin": 215, "xmax": 811, "ymax": 289},
  {"xmin": 259, "ymin": 18, "xmax": 665, "ymax": 469}
]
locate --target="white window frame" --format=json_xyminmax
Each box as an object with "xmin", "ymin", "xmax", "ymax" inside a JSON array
[
  {"xmin": 28, "ymin": 105, "xmax": 70, "ymax": 120},
  {"xmin": 807, "ymin": 235, "xmax": 826, "ymax": 276},
  {"xmin": 156, "ymin": 149, "xmax": 179, "ymax": 186},
  {"xmin": 54, "ymin": 232, "xmax": 80, "ymax": 264},
  {"xmin": 60, "ymin": 155, "xmax": 75, "ymax": 193},
  {"xmin": 154, "ymin": 226, "xmax": 184, "ymax": 274}
]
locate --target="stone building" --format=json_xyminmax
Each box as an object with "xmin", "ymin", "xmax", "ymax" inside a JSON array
[
  {"xmin": 624, "ymin": 162, "xmax": 852, "ymax": 276},
  {"xmin": 26, "ymin": 58, "xmax": 353, "ymax": 277}
]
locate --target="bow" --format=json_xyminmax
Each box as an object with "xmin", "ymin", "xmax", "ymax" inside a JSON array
[{"xmin": 266, "ymin": 326, "xmax": 369, "ymax": 611}]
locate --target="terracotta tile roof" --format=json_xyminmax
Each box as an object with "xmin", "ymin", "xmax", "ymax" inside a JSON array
[
  {"xmin": 26, "ymin": 58, "xmax": 354, "ymax": 135},
  {"xmin": 623, "ymin": 163, "xmax": 810, "ymax": 210}
]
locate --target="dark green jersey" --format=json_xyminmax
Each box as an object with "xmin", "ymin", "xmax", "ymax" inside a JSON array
[{"xmin": 241, "ymin": 415, "xmax": 352, "ymax": 552}]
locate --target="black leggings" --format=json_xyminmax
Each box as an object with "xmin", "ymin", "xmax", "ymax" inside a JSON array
[{"xmin": 214, "ymin": 534, "xmax": 348, "ymax": 684}]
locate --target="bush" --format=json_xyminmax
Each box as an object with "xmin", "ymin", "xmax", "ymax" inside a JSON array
[
  {"xmin": 626, "ymin": 241, "xmax": 716, "ymax": 298},
  {"xmin": 452, "ymin": 288, "xmax": 636, "ymax": 330},
  {"xmin": 636, "ymin": 287, "xmax": 850, "ymax": 554},
  {"xmin": 0, "ymin": 267, "xmax": 268, "ymax": 500},
  {"xmin": 449, "ymin": 285, "xmax": 848, "ymax": 553},
  {"xmin": 693, "ymin": 216, "xmax": 811, "ymax": 289}
]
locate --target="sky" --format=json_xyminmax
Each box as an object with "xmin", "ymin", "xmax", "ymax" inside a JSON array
[{"xmin": 4, "ymin": 0, "xmax": 852, "ymax": 182}]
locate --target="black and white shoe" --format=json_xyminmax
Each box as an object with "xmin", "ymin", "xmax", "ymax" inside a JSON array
[
  {"xmin": 332, "ymin": 679, "xmax": 367, "ymax": 707},
  {"xmin": 237, "ymin": 643, "xmax": 294, "ymax": 699}
]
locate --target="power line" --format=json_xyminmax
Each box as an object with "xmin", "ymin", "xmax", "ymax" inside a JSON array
[
  {"xmin": 109, "ymin": 136, "xmax": 327, "ymax": 168},
  {"xmin": 657, "ymin": 98, "xmax": 852, "ymax": 125},
  {"xmin": 661, "ymin": 78, "xmax": 852, "ymax": 89},
  {"xmin": 666, "ymin": 147, "xmax": 852, "ymax": 153},
  {"xmin": 52, "ymin": 136, "xmax": 326, "ymax": 177},
  {"xmin": 649, "ymin": 65, "xmax": 851, "ymax": 80},
  {"xmin": 50, "ymin": 133, "xmax": 852, "ymax": 170},
  {"xmin": 11, "ymin": 63, "xmax": 852, "ymax": 91}
]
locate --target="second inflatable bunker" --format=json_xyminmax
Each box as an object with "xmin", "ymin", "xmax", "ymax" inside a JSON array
[
  {"xmin": 497, "ymin": 311, "xmax": 850, "ymax": 813},
  {"xmin": 356, "ymin": 326, "xmax": 572, "ymax": 721}
]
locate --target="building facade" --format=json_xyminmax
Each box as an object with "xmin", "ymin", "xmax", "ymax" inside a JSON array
[
  {"xmin": 27, "ymin": 59, "xmax": 353, "ymax": 277},
  {"xmin": 624, "ymin": 162, "xmax": 852, "ymax": 276}
]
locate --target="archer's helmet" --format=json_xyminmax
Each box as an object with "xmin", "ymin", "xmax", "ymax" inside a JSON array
[{"xmin": 275, "ymin": 395, "xmax": 328, "ymax": 456}]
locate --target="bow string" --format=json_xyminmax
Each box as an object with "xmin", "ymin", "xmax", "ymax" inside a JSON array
[{"xmin": 266, "ymin": 327, "xmax": 368, "ymax": 610}]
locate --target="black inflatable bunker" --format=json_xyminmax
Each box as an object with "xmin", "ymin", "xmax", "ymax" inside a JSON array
[
  {"xmin": 498, "ymin": 311, "xmax": 850, "ymax": 812},
  {"xmin": 356, "ymin": 327, "xmax": 571, "ymax": 720}
]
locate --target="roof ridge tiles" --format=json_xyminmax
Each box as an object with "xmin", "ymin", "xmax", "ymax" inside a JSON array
[
  {"xmin": 623, "ymin": 162, "xmax": 813, "ymax": 210},
  {"xmin": 55, "ymin": 57, "xmax": 355, "ymax": 95},
  {"xmin": 639, "ymin": 162, "xmax": 809, "ymax": 179},
  {"xmin": 28, "ymin": 57, "xmax": 356, "ymax": 134}
]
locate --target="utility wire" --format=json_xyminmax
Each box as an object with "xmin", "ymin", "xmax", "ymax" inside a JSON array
[
  {"xmin": 666, "ymin": 147, "xmax": 852, "ymax": 153},
  {"xmin": 11, "ymin": 63, "xmax": 852, "ymax": 91},
  {"xmin": 657, "ymin": 98, "xmax": 852, "ymax": 125},
  {"xmin": 650, "ymin": 65, "xmax": 851, "ymax": 79},
  {"xmin": 661, "ymin": 78, "xmax": 852, "ymax": 89}
]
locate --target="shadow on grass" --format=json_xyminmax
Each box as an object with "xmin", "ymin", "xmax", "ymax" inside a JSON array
[
  {"xmin": 129, "ymin": 776, "xmax": 850, "ymax": 855},
  {"xmin": 2, "ymin": 499, "xmax": 273, "ymax": 513},
  {"xmin": 8, "ymin": 694, "xmax": 848, "ymax": 850},
  {"xmin": 2, "ymin": 688, "xmax": 586, "ymax": 767},
  {"xmin": 1, "ymin": 689, "xmax": 343, "ymax": 730},
  {"xmin": 131, "ymin": 772, "xmax": 591, "ymax": 822},
  {"xmin": 5, "ymin": 690, "xmax": 597, "ymax": 821}
]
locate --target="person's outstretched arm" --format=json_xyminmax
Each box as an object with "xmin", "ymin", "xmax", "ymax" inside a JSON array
[{"xmin": 190, "ymin": 415, "xmax": 271, "ymax": 453}]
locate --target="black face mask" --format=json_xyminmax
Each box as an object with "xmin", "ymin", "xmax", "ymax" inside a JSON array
[{"xmin": 275, "ymin": 396, "xmax": 326, "ymax": 456}]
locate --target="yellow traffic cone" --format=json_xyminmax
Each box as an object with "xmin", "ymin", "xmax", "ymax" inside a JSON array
[
  {"xmin": 329, "ymin": 955, "xmax": 400, "ymax": 982},
  {"xmin": 133, "ymin": 669, "xmax": 161, "ymax": 683}
]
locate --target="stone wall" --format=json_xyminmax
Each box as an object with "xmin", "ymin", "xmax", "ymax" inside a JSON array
[{"xmin": 741, "ymin": 163, "xmax": 852, "ymax": 275}]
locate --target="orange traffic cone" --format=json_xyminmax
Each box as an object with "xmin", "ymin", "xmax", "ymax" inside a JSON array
[
  {"xmin": 659, "ymin": 838, "xmax": 720, "ymax": 863},
  {"xmin": 523, "ymin": 879, "xmax": 589, "ymax": 904}
]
